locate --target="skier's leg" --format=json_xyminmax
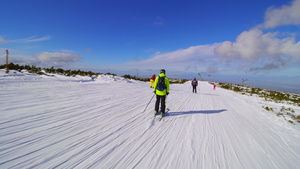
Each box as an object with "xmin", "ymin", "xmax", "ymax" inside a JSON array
[
  {"xmin": 161, "ymin": 95, "xmax": 166, "ymax": 114},
  {"xmin": 155, "ymin": 95, "xmax": 160, "ymax": 112}
]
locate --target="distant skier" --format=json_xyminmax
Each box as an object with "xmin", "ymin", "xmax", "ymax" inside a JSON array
[
  {"xmin": 191, "ymin": 78, "xmax": 198, "ymax": 93},
  {"xmin": 150, "ymin": 74, "xmax": 155, "ymax": 88},
  {"xmin": 154, "ymin": 69, "xmax": 170, "ymax": 116},
  {"xmin": 213, "ymin": 84, "xmax": 216, "ymax": 90}
]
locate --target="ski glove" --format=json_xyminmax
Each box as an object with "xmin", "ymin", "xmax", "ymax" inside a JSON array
[{"xmin": 167, "ymin": 92, "xmax": 169, "ymax": 95}]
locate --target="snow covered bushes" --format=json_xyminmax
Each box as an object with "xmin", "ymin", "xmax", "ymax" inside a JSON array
[
  {"xmin": 0, "ymin": 63, "xmax": 103, "ymax": 77},
  {"xmin": 212, "ymin": 82, "xmax": 300, "ymax": 106},
  {"xmin": 211, "ymin": 81, "xmax": 300, "ymax": 124}
]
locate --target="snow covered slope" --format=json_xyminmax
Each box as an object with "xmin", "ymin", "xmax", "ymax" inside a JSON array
[{"xmin": 1, "ymin": 70, "xmax": 300, "ymax": 169}]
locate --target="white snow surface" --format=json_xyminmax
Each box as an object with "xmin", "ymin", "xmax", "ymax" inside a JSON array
[{"xmin": 1, "ymin": 69, "xmax": 300, "ymax": 169}]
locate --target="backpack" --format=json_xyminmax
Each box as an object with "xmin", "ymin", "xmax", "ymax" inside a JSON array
[
  {"xmin": 192, "ymin": 80, "xmax": 197, "ymax": 86},
  {"xmin": 156, "ymin": 76, "xmax": 166, "ymax": 91}
]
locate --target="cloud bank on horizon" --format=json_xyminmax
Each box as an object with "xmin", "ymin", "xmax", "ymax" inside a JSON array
[
  {"xmin": 0, "ymin": 35, "xmax": 82, "ymax": 67},
  {"xmin": 129, "ymin": 0, "xmax": 300, "ymax": 74},
  {"xmin": 34, "ymin": 52, "xmax": 81, "ymax": 67}
]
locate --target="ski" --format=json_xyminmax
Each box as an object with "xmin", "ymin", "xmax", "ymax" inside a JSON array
[
  {"xmin": 158, "ymin": 114, "xmax": 164, "ymax": 121},
  {"xmin": 154, "ymin": 111, "xmax": 160, "ymax": 117},
  {"xmin": 159, "ymin": 108, "xmax": 170, "ymax": 121}
]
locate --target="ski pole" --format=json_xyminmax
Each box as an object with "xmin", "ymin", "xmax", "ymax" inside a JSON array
[
  {"xmin": 142, "ymin": 93, "xmax": 155, "ymax": 113},
  {"xmin": 165, "ymin": 95, "xmax": 167, "ymax": 107}
]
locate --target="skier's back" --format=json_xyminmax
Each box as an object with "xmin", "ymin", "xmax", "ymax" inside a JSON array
[
  {"xmin": 153, "ymin": 69, "xmax": 170, "ymax": 116},
  {"xmin": 191, "ymin": 78, "xmax": 198, "ymax": 93}
]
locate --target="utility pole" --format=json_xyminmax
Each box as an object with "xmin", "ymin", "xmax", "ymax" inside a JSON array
[
  {"xmin": 242, "ymin": 79, "xmax": 248, "ymax": 86},
  {"xmin": 198, "ymin": 73, "xmax": 204, "ymax": 81},
  {"xmin": 6, "ymin": 49, "xmax": 9, "ymax": 74}
]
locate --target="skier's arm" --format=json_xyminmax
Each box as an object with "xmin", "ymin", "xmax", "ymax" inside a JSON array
[
  {"xmin": 166, "ymin": 77, "xmax": 170, "ymax": 93},
  {"xmin": 153, "ymin": 77, "xmax": 158, "ymax": 91}
]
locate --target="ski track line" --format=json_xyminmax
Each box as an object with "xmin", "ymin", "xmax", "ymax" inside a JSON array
[
  {"xmin": 218, "ymin": 91, "xmax": 271, "ymax": 168},
  {"xmin": 1, "ymin": 81, "xmax": 144, "ymax": 168},
  {"xmin": 1, "ymin": 80, "xmax": 300, "ymax": 168},
  {"xmin": 215, "ymin": 86, "xmax": 300, "ymax": 169}
]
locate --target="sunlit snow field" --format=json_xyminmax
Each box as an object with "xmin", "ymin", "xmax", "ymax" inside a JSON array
[{"xmin": 1, "ymin": 69, "xmax": 300, "ymax": 169}]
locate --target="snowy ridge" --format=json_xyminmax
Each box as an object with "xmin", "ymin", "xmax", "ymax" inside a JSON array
[
  {"xmin": 0, "ymin": 69, "xmax": 134, "ymax": 83},
  {"xmin": 1, "ymin": 70, "xmax": 300, "ymax": 169}
]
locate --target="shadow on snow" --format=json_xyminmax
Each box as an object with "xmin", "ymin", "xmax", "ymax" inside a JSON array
[{"xmin": 166, "ymin": 109, "xmax": 227, "ymax": 117}]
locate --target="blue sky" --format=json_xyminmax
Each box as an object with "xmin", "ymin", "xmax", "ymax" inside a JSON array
[{"xmin": 1, "ymin": 0, "xmax": 300, "ymax": 85}]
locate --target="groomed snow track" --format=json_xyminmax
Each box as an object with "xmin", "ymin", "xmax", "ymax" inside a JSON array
[{"xmin": 1, "ymin": 75, "xmax": 300, "ymax": 169}]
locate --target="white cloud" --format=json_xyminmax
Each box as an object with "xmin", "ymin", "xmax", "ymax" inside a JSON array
[
  {"xmin": 264, "ymin": 0, "xmax": 300, "ymax": 28},
  {"xmin": 214, "ymin": 28, "xmax": 300, "ymax": 71},
  {"xmin": 125, "ymin": 44, "xmax": 219, "ymax": 72},
  {"xmin": 54, "ymin": 49, "xmax": 75, "ymax": 53},
  {"xmin": 129, "ymin": 1, "xmax": 300, "ymax": 74},
  {"xmin": 214, "ymin": 0, "xmax": 300, "ymax": 73},
  {"xmin": 0, "ymin": 36, "xmax": 8, "ymax": 44},
  {"xmin": 142, "ymin": 44, "xmax": 218, "ymax": 64},
  {"xmin": 215, "ymin": 28, "xmax": 300, "ymax": 60},
  {"xmin": 0, "ymin": 54, "xmax": 40, "ymax": 66},
  {"xmin": 7, "ymin": 35, "xmax": 50, "ymax": 43},
  {"xmin": 249, "ymin": 58, "xmax": 290, "ymax": 71},
  {"xmin": 1, "ymin": 51, "xmax": 82, "ymax": 67},
  {"xmin": 34, "ymin": 52, "xmax": 81, "ymax": 66}
]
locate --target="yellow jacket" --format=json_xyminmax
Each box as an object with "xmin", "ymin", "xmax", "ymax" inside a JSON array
[{"xmin": 153, "ymin": 73, "xmax": 170, "ymax": 96}]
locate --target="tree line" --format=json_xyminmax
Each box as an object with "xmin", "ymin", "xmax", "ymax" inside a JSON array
[
  {"xmin": 0, "ymin": 62, "xmax": 113, "ymax": 77},
  {"xmin": 1, "ymin": 62, "xmax": 188, "ymax": 84}
]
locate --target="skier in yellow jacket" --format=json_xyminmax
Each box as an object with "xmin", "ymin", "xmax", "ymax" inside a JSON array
[
  {"xmin": 153, "ymin": 69, "xmax": 170, "ymax": 116},
  {"xmin": 150, "ymin": 74, "xmax": 155, "ymax": 88}
]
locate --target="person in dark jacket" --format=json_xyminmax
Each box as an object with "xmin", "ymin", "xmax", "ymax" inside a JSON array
[{"xmin": 191, "ymin": 78, "xmax": 198, "ymax": 93}]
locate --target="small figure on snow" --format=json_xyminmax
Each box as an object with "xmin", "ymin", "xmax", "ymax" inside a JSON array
[
  {"xmin": 150, "ymin": 74, "xmax": 155, "ymax": 88},
  {"xmin": 191, "ymin": 78, "xmax": 198, "ymax": 93},
  {"xmin": 213, "ymin": 84, "xmax": 216, "ymax": 90},
  {"xmin": 154, "ymin": 69, "xmax": 170, "ymax": 116}
]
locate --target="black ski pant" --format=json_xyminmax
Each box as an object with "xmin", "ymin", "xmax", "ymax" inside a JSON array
[
  {"xmin": 192, "ymin": 85, "xmax": 197, "ymax": 93},
  {"xmin": 155, "ymin": 95, "xmax": 166, "ymax": 113}
]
